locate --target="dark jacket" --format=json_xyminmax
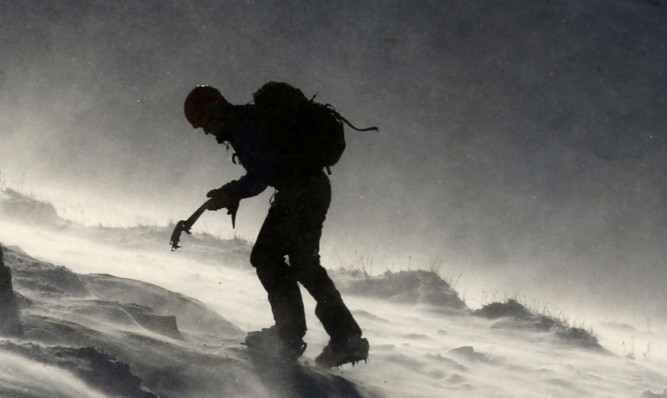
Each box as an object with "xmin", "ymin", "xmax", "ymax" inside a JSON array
[
  {"xmin": 221, "ymin": 120, "xmax": 273, "ymax": 200},
  {"xmin": 220, "ymin": 112, "xmax": 324, "ymax": 197}
]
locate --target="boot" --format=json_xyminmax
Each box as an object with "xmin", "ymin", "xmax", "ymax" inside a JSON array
[
  {"xmin": 315, "ymin": 335, "xmax": 369, "ymax": 368},
  {"xmin": 245, "ymin": 326, "xmax": 307, "ymax": 361}
]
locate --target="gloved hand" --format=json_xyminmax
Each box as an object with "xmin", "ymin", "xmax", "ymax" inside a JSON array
[{"xmin": 205, "ymin": 187, "xmax": 239, "ymax": 211}]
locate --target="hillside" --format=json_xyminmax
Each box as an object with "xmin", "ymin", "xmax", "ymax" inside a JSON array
[{"xmin": 2, "ymin": 189, "xmax": 667, "ymax": 397}]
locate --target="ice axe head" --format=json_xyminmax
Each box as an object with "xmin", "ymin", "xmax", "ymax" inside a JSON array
[{"xmin": 169, "ymin": 220, "xmax": 192, "ymax": 251}]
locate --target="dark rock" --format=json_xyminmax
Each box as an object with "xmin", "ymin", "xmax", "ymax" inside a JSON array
[{"xmin": 0, "ymin": 244, "xmax": 23, "ymax": 337}]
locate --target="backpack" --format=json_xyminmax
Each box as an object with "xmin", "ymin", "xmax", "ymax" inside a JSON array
[{"xmin": 252, "ymin": 81, "xmax": 377, "ymax": 175}]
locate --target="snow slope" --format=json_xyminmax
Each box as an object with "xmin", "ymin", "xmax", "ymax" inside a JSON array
[
  {"xmin": 2, "ymin": 244, "xmax": 368, "ymax": 398},
  {"xmin": 2, "ymin": 190, "xmax": 667, "ymax": 397}
]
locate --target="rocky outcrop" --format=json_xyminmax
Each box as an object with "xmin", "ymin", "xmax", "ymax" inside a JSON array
[
  {"xmin": 472, "ymin": 299, "xmax": 601, "ymax": 350},
  {"xmin": 334, "ymin": 269, "xmax": 468, "ymax": 311},
  {"xmin": 0, "ymin": 244, "xmax": 23, "ymax": 337}
]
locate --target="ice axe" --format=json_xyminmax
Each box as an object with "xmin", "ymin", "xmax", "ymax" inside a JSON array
[{"xmin": 170, "ymin": 200, "xmax": 238, "ymax": 251}]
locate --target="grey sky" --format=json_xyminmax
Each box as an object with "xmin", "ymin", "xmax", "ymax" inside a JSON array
[{"xmin": 1, "ymin": 0, "xmax": 665, "ymax": 318}]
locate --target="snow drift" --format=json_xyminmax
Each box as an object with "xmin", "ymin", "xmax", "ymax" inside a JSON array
[{"xmin": 1, "ymin": 243, "xmax": 372, "ymax": 398}]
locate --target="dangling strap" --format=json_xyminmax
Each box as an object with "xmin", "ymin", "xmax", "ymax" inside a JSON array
[
  {"xmin": 339, "ymin": 115, "xmax": 379, "ymax": 132},
  {"xmin": 325, "ymin": 104, "xmax": 379, "ymax": 132}
]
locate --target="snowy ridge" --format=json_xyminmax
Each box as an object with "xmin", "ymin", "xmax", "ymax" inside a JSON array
[
  {"xmin": 0, "ymin": 189, "xmax": 62, "ymax": 227},
  {"xmin": 0, "ymin": 188, "xmax": 252, "ymax": 266}
]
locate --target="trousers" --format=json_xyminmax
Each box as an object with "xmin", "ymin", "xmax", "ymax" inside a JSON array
[{"xmin": 250, "ymin": 171, "xmax": 361, "ymax": 342}]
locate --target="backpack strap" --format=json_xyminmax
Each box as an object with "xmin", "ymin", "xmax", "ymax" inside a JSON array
[{"xmin": 326, "ymin": 104, "xmax": 379, "ymax": 132}]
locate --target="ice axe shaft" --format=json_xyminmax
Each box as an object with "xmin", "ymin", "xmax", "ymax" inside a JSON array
[
  {"xmin": 170, "ymin": 199, "xmax": 239, "ymax": 251},
  {"xmin": 169, "ymin": 201, "xmax": 208, "ymax": 251}
]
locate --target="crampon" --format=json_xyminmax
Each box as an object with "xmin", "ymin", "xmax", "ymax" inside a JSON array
[{"xmin": 315, "ymin": 336, "xmax": 369, "ymax": 368}]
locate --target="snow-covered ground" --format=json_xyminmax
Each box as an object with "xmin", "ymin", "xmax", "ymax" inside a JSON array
[{"xmin": 2, "ymin": 190, "xmax": 667, "ymax": 397}]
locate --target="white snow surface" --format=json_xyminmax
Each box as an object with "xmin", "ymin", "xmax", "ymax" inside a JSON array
[{"xmin": 1, "ymin": 198, "xmax": 667, "ymax": 398}]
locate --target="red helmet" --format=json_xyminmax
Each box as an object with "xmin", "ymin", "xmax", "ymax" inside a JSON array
[{"xmin": 184, "ymin": 86, "xmax": 227, "ymax": 128}]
